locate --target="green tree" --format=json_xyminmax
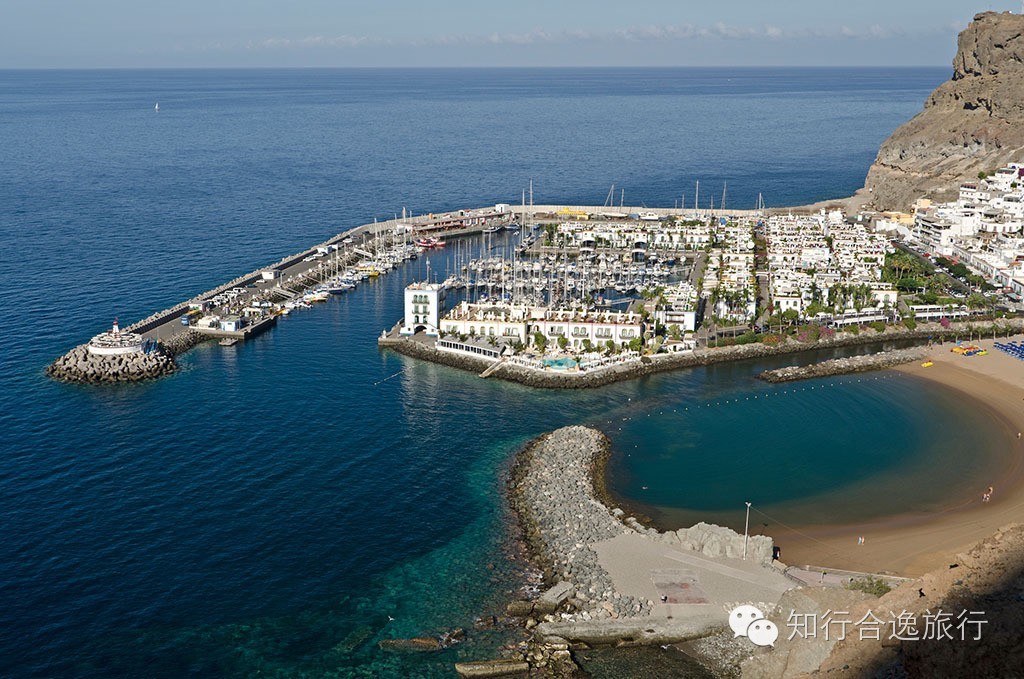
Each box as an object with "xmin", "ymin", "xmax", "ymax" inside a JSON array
[
  {"xmin": 967, "ymin": 293, "xmax": 988, "ymax": 309},
  {"xmin": 557, "ymin": 336, "xmax": 569, "ymax": 350},
  {"xmin": 533, "ymin": 331, "xmax": 547, "ymax": 352},
  {"xmin": 805, "ymin": 302, "xmax": 827, "ymax": 318}
]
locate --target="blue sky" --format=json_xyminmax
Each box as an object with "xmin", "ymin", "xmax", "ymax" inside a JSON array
[{"xmin": 2, "ymin": 1, "xmax": 1021, "ymax": 68}]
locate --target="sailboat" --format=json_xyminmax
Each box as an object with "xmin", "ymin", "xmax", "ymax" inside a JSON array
[
  {"xmin": 154, "ymin": 102, "xmax": 160, "ymax": 112},
  {"xmin": 600, "ymin": 184, "xmax": 627, "ymax": 219}
]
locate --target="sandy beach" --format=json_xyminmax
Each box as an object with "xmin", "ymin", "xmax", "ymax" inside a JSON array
[{"xmin": 775, "ymin": 334, "xmax": 1024, "ymax": 577}]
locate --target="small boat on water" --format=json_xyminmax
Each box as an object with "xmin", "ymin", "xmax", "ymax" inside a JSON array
[
  {"xmin": 415, "ymin": 236, "xmax": 446, "ymax": 248},
  {"xmin": 154, "ymin": 102, "xmax": 160, "ymax": 112},
  {"xmin": 327, "ymin": 280, "xmax": 356, "ymax": 294}
]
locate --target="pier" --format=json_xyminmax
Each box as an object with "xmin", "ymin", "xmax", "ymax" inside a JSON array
[{"xmin": 50, "ymin": 200, "xmax": 772, "ymax": 383}]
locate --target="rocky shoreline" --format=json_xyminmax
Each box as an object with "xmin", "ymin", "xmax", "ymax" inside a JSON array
[{"xmin": 758, "ymin": 346, "xmax": 927, "ymax": 383}]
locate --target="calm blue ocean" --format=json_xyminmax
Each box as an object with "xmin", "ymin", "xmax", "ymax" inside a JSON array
[{"xmin": 0, "ymin": 67, "xmax": 970, "ymax": 677}]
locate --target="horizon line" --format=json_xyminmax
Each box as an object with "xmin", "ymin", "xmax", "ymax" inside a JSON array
[{"xmin": 0, "ymin": 64, "xmax": 952, "ymax": 71}]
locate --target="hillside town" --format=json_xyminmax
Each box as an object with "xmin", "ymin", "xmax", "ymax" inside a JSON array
[{"xmin": 385, "ymin": 161, "xmax": 1024, "ymax": 372}]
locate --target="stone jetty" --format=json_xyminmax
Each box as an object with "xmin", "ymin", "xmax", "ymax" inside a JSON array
[
  {"xmin": 508, "ymin": 427, "xmax": 653, "ymax": 621},
  {"xmin": 758, "ymin": 347, "xmax": 927, "ymax": 383},
  {"xmin": 491, "ymin": 426, "xmax": 790, "ymax": 676}
]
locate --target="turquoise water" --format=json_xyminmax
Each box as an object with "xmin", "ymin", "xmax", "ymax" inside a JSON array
[
  {"xmin": 604, "ymin": 363, "xmax": 1015, "ymax": 532},
  {"xmin": 0, "ymin": 67, "xmax": 966, "ymax": 676},
  {"xmin": 543, "ymin": 357, "xmax": 579, "ymax": 370}
]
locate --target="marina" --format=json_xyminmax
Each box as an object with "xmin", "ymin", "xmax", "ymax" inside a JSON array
[{"xmin": 48, "ymin": 200, "xmax": 771, "ymax": 383}]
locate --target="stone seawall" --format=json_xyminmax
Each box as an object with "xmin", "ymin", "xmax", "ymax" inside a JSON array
[
  {"xmin": 759, "ymin": 347, "xmax": 927, "ymax": 383},
  {"xmin": 377, "ymin": 334, "xmax": 496, "ymax": 374},
  {"xmin": 382, "ymin": 319, "xmax": 1024, "ymax": 391}
]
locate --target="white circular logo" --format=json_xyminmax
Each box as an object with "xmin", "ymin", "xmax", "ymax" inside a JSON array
[
  {"xmin": 746, "ymin": 618, "xmax": 779, "ymax": 647},
  {"xmin": 728, "ymin": 604, "xmax": 765, "ymax": 638}
]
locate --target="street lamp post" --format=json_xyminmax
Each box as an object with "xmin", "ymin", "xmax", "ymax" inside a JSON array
[{"xmin": 743, "ymin": 501, "xmax": 752, "ymax": 560}]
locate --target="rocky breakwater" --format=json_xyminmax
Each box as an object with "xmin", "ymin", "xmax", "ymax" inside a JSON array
[
  {"xmin": 758, "ymin": 347, "xmax": 926, "ymax": 383},
  {"xmin": 500, "ymin": 426, "xmax": 780, "ymax": 676},
  {"xmin": 47, "ymin": 345, "xmax": 176, "ymax": 383},
  {"xmin": 864, "ymin": 11, "xmax": 1024, "ymax": 211},
  {"xmin": 508, "ymin": 427, "xmax": 651, "ymax": 623},
  {"xmin": 47, "ymin": 330, "xmax": 203, "ymax": 384}
]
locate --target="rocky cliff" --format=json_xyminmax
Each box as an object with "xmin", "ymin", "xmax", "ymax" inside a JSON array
[{"xmin": 864, "ymin": 12, "xmax": 1024, "ymax": 211}]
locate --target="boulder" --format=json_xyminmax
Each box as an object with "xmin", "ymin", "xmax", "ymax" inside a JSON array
[
  {"xmin": 454, "ymin": 659, "xmax": 530, "ymax": 677},
  {"xmin": 378, "ymin": 637, "xmax": 443, "ymax": 652}
]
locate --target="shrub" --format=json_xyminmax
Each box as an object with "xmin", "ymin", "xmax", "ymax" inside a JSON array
[
  {"xmin": 846, "ymin": 576, "xmax": 891, "ymax": 597},
  {"xmin": 869, "ymin": 321, "xmax": 887, "ymax": 333},
  {"xmin": 761, "ymin": 333, "xmax": 785, "ymax": 346},
  {"xmin": 903, "ymin": 318, "xmax": 918, "ymax": 331},
  {"xmin": 847, "ymin": 324, "xmax": 860, "ymax": 335},
  {"xmin": 939, "ymin": 317, "xmax": 951, "ymax": 329},
  {"xmin": 735, "ymin": 331, "xmax": 759, "ymax": 345},
  {"xmin": 794, "ymin": 324, "xmax": 821, "ymax": 343}
]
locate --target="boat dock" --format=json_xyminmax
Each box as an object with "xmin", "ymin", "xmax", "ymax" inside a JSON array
[{"xmin": 52, "ymin": 200, "xmax": 771, "ymax": 383}]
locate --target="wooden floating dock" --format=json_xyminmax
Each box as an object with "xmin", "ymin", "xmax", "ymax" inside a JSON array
[{"xmin": 194, "ymin": 315, "xmax": 278, "ymax": 341}]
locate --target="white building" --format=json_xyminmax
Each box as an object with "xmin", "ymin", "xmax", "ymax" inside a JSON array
[
  {"xmin": 401, "ymin": 282, "xmax": 444, "ymax": 336},
  {"xmin": 438, "ymin": 301, "xmax": 645, "ymax": 351}
]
